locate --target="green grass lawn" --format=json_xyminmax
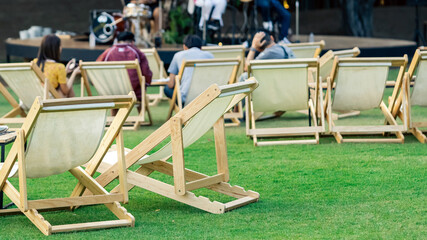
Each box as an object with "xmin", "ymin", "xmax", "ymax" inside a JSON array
[{"xmin": 0, "ymin": 79, "xmax": 426, "ymax": 239}]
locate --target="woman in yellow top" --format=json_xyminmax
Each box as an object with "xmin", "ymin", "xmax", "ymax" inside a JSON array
[{"xmin": 35, "ymin": 34, "xmax": 79, "ymax": 97}]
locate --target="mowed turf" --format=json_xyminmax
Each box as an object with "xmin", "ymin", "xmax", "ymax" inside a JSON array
[{"xmin": 0, "ymin": 73, "xmax": 426, "ymax": 239}]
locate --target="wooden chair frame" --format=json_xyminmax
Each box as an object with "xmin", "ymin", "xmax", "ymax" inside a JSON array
[
  {"xmin": 140, "ymin": 48, "xmax": 168, "ymax": 106},
  {"xmin": 0, "ymin": 62, "xmax": 61, "ymax": 124},
  {"xmin": 0, "ymin": 94, "xmax": 136, "ymax": 235},
  {"xmin": 167, "ymin": 58, "xmax": 241, "ymax": 126},
  {"xmin": 282, "ymin": 40, "xmax": 325, "ymax": 58},
  {"xmin": 79, "ymin": 60, "xmax": 152, "ymax": 130},
  {"xmin": 325, "ymin": 56, "xmax": 408, "ymax": 143},
  {"xmin": 71, "ymin": 80, "xmax": 260, "ymax": 214},
  {"xmin": 202, "ymin": 45, "xmax": 246, "ymax": 127},
  {"xmin": 389, "ymin": 50, "xmax": 427, "ymax": 142},
  {"xmin": 246, "ymin": 58, "xmax": 325, "ymax": 146}
]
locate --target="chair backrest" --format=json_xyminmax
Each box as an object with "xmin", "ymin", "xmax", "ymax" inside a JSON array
[
  {"xmin": 409, "ymin": 50, "xmax": 427, "ymax": 107},
  {"xmin": 183, "ymin": 58, "xmax": 240, "ymax": 105},
  {"xmin": 21, "ymin": 95, "xmax": 134, "ymax": 178},
  {"xmin": 80, "ymin": 60, "xmax": 141, "ymax": 96},
  {"xmin": 283, "ymin": 40, "xmax": 325, "ymax": 58},
  {"xmin": 139, "ymin": 48, "xmax": 167, "ymax": 79},
  {"xmin": 137, "ymin": 79, "xmax": 258, "ymax": 165},
  {"xmin": 202, "ymin": 45, "xmax": 245, "ymax": 76},
  {"xmin": 248, "ymin": 58, "xmax": 318, "ymax": 113},
  {"xmin": 331, "ymin": 57, "xmax": 406, "ymax": 111},
  {"xmin": 319, "ymin": 47, "xmax": 360, "ymax": 81},
  {"xmin": 0, "ymin": 62, "xmax": 56, "ymax": 109}
]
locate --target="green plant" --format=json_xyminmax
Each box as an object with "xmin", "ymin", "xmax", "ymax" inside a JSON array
[{"xmin": 164, "ymin": 6, "xmax": 193, "ymax": 44}]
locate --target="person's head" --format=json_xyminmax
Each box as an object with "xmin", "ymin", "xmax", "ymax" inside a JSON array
[
  {"xmin": 256, "ymin": 29, "xmax": 275, "ymax": 50},
  {"xmin": 183, "ymin": 35, "xmax": 203, "ymax": 50},
  {"xmin": 117, "ymin": 31, "xmax": 135, "ymax": 43},
  {"xmin": 36, "ymin": 34, "xmax": 61, "ymax": 70}
]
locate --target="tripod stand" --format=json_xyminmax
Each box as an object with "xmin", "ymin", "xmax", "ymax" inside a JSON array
[{"xmin": 414, "ymin": 0, "xmax": 426, "ymax": 46}]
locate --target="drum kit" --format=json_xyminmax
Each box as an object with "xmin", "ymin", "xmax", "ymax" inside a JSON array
[{"xmin": 90, "ymin": 1, "xmax": 158, "ymax": 47}]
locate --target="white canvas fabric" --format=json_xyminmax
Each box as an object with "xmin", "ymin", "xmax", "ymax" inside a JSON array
[
  {"xmin": 289, "ymin": 46, "xmax": 318, "ymax": 58},
  {"xmin": 137, "ymin": 94, "xmax": 237, "ymax": 165},
  {"xmin": 184, "ymin": 63, "xmax": 237, "ymax": 105},
  {"xmin": 144, "ymin": 52, "xmax": 162, "ymax": 80},
  {"xmin": 251, "ymin": 65, "xmax": 309, "ymax": 112},
  {"xmin": 0, "ymin": 68, "xmax": 45, "ymax": 110},
  {"xmin": 411, "ymin": 60, "xmax": 427, "ymax": 107},
  {"xmin": 23, "ymin": 109, "xmax": 107, "ymax": 178},
  {"xmin": 85, "ymin": 67, "xmax": 133, "ymax": 96},
  {"xmin": 332, "ymin": 65, "xmax": 389, "ymax": 111}
]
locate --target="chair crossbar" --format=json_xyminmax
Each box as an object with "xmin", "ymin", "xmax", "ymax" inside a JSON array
[
  {"xmin": 82, "ymin": 65, "xmax": 126, "ymax": 69},
  {"xmin": 0, "ymin": 67, "xmax": 32, "ymax": 71},
  {"xmin": 251, "ymin": 64, "xmax": 308, "ymax": 69},
  {"xmin": 42, "ymin": 103, "xmax": 115, "ymax": 111},
  {"xmin": 194, "ymin": 62, "xmax": 238, "ymax": 67},
  {"xmin": 219, "ymin": 88, "xmax": 251, "ymax": 98},
  {"xmin": 339, "ymin": 62, "xmax": 392, "ymax": 67}
]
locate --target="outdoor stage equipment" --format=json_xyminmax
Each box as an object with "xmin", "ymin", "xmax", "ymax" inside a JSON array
[{"xmin": 90, "ymin": 9, "xmax": 124, "ymax": 43}]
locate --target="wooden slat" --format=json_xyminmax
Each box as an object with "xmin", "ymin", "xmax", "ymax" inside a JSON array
[
  {"xmin": 224, "ymin": 196, "xmax": 258, "ymax": 211},
  {"xmin": 51, "ymin": 220, "xmax": 131, "ymax": 233},
  {"xmin": 256, "ymin": 139, "xmax": 318, "ymax": 146},
  {"xmin": 28, "ymin": 194, "xmax": 124, "ymax": 210},
  {"xmin": 331, "ymin": 125, "xmax": 405, "ymax": 133},
  {"xmin": 186, "ymin": 174, "xmax": 224, "ymax": 191},
  {"xmin": 247, "ymin": 127, "xmax": 324, "ymax": 136}
]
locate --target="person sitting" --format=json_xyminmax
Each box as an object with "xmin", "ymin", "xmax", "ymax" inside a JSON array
[
  {"xmin": 164, "ymin": 35, "xmax": 214, "ymax": 105},
  {"xmin": 256, "ymin": 0, "xmax": 291, "ymax": 42},
  {"xmin": 196, "ymin": 0, "xmax": 228, "ymax": 31},
  {"xmin": 97, "ymin": 31, "xmax": 152, "ymax": 103},
  {"xmin": 244, "ymin": 30, "xmax": 295, "ymax": 72},
  {"xmin": 35, "ymin": 34, "xmax": 78, "ymax": 98}
]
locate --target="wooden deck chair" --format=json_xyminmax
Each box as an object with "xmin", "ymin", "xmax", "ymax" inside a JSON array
[
  {"xmin": 325, "ymin": 56, "xmax": 408, "ymax": 143},
  {"xmin": 140, "ymin": 48, "xmax": 168, "ymax": 106},
  {"xmin": 71, "ymin": 80, "xmax": 260, "ymax": 214},
  {"xmin": 246, "ymin": 58, "xmax": 325, "ymax": 146},
  {"xmin": 79, "ymin": 60, "xmax": 152, "ymax": 130},
  {"xmin": 282, "ymin": 40, "xmax": 325, "ymax": 58},
  {"xmin": 167, "ymin": 58, "xmax": 241, "ymax": 126},
  {"xmin": 389, "ymin": 50, "xmax": 427, "ymax": 142},
  {"xmin": 202, "ymin": 45, "xmax": 246, "ymax": 126},
  {"xmin": 0, "ymin": 62, "xmax": 61, "ymax": 124},
  {"xmin": 0, "ymin": 94, "xmax": 136, "ymax": 235},
  {"xmin": 315, "ymin": 47, "xmax": 361, "ymax": 119}
]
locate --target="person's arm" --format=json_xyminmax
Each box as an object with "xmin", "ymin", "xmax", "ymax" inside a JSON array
[
  {"xmin": 167, "ymin": 73, "xmax": 176, "ymax": 88},
  {"xmin": 244, "ymin": 32, "xmax": 266, "ymax": 72}
]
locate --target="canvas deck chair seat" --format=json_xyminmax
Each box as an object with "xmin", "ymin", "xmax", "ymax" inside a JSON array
[
  {"xmin": 72, "ymin": 80, "xmax": 260, "ymax": 214},
  {"xmin": 281, "ymin": 40, "xmax": 325, "ymax": 58},
  {"xmin": 202, "ymin": 45, "xmax": 246, "ymax": 126},
  {"xmin": 389, "ymin": 50, "xmax": 427, "ymax": 143},
  {"xmin": 0, "ymin": 94, "xmax": 136, "ymax": 235},
  {"xmin": 246, "ymin": 58, "xmax": 325, "ymax": 146},
  {"xmin": 167, "ymin": 58, "xmax": 241, "ymax": 126},
  {"xmin": 325, "ymin": 56, "xmax": 408, "ymax": 143},
  {"xmin": 140, "ymin": 48, "xmax": 168, "ymax": 106},
  {"xmin": 0, "ymin": 62, "xmax": 61, "ymax": 124},
  {"xmin": 313, "ymin": 47, "xmax": 361, "ymax": 120},
  {"xmin": 79, "ymin": 60, "xmax": 152, "ymax": 130}
]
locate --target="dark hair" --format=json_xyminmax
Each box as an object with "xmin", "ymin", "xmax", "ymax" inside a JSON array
[
  {"xmin": 117, "ymin": 31, "xmax": 135, "ymax": 42},
  {"xmin": 183, "ymin": 35, "xmax": 203, "ymax": 49},
  {"xmin": 36, "ymin": 34, "xmax": 61, "ymax": 71},
  {"xmin": 255, "ymin": 29, "xmax": 274, "ymax": 50}
]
